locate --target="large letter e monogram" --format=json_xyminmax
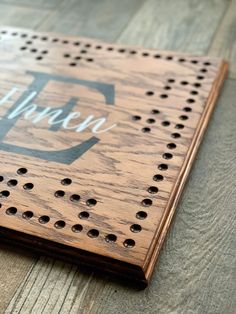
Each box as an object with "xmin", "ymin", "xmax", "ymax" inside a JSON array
[{"xmin": 0, "ymin": 71, "xmax": 115, "ymax": 164}]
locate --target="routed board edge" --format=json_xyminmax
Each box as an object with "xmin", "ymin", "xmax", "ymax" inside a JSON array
[
  {"xmin": 144, "ymin": 60, "xmax": 228, "ymax": 283},
  {"xmin": 0, "ymin": 226, "xmax": 148, "ymax": 289},
  {"xmin": 0, "ymin": 25, "xmax": 229, "ymax": 287},
  {"xmin": 0, "ymin": 62, "xmax": 227, "ymax": 289}
]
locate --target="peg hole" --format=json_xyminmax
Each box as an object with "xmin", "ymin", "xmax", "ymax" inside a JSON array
[
  {"xmin": 130, "ymin": 224, "xmax": 142, "ymax": 233},
  {"xmin": 6, "ymin": 207, "xmax": 17, "ymax": 215},
  {"xmin": 70, "ymin": 194, "xmax": 80, "ymax": 202},
  {"xmin": 153, "ymin": 174, "xmax": 164, "ymax": 181},
  {"xmin": 0, "ymin": 190, "xmax": 10, "ymax": 198},
  {"xmin": 22, "ymin": 211, "xmax": 33, "ymax": 219},
  {"xmin": 7, "ymin": 179, "xmax": 18, "ymax": 187},
  {"xmin": 158, "ymin": 164, "xmax": 168, "ymax": 170},
  {"xmin": 17, "ymin": 168, "xmax": 27, "ymax": 175},
  {"xmin": 72, "ymin": 224, "xmax": 83, "ymax": 232},
  {"xmin": 136, "ymin": 211, "xmax": 147, "ymax": 219},
  {"xmin": 87, "ymin": 229, "xmax": 99, "ymax": 238},
  {"xmin": 163, "ymin": 153, "xmax": 173, "ymax": 160},
  {"xmin": 39, "ymin": 215, "xmax": 50, "ymax": 224},
  {"xmin": 141, "ymin": 198, "xmax": 152, "ymax": 206},
  {"xmin": 123, "ymin": 239, "xmax": 135, "ymax": 248},
  {"xmin": 54, "ymin": 220, "xmax": 66, "ymax": 229},
  {"xmin": 147, "ymin": 186, "xmax": 158, "ymax": 194},
  {"xmin": 171, "ymin": 133, "xmax": 181, "ymax": 138},
  {"xmin": 142, "ymin": 127, "xmax": 151, "ymax": 133},
  {"xmin": 61, "ymin": 178, "xmax": 72, "ymax": 186},
  {"xmin": 167, "ymin": 143, "xmax": 176, "ymax": 149},
  {"xmin": 23, "ymin": 183, "xmax": 34, "ymax": 190},
  {"xmin": 79, "ymin": 211, "xmax": 89, "ymax": 219},
  {"xmin": 55, "ymin": 190, "xmax": 65, "ymax": 198},
  {"xmin": 86, "ymin": 198, "xmax": 97, "ymax": 206},
  {"xmin": 105, "ymin": 234, "xmax": 117, "ymax": 243}
]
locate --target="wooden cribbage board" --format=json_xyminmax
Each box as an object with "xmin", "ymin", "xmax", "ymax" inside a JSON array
[{"xmin": 0, "ymin": 27, "xmax": 227, "ymax": 288}]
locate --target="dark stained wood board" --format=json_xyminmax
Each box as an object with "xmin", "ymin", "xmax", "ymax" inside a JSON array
[{"xmin": 0, "ymin": 26, "xmax": 228, "ymax": 288}]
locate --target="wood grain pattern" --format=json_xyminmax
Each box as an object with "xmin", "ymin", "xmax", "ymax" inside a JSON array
[
  {"xmin": 0, "ymin": 26, "xmax": 227, "ymax": 288},
  {"xmin": 0, "ymin": 1, "xmax": 235, "ymax": 312},
  {"xmin": 117, "ymin": 0, "xmax": 228, "ymax": 53},
  {"xmin": 0, "ymin": 3, "xmax": 49, "ymax": 29},
  {"xmin": 0, "ymin": 4, "xmax": 59, "ymax": 309},
  {"xmin": 94, "ymin": 78, "xmax": 236, "ymax": 314},
  {"xmin": 0, "ymin": 244, "xmax": 37, "ymax": 313},
  {"xmin": 1, "ymin": 0, "xmax": 63, "ymax": 9},
  {"xmin": 0, "ymin": 1, "xmax": 150, "ymax": 310},
  {"xmin": 6, "ymin": 79, "xmax": 236, "ymax": 314},
  {"xmin": 209, "ymin": 0, "xmax": 236, "ymax": 79},
  {"xmin": 39, "ymin": 0, "xmax": 144, "ymax": 41}
]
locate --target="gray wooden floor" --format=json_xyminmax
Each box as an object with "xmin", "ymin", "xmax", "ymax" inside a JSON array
[{"xmin": 0, "ymin": 0, "xmax": 236, "ymax": 313}]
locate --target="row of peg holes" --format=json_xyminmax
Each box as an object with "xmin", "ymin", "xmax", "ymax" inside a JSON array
[
  {"xmin": 0, "ymin": 169, "xmax": 136, "ymax": 248},
  {"xmin": 0, "ymin": 29, "xmax": 209, "ymax": 249},
  {"xmin": 3, "ymin": 207, "xmax": 134, "ymax": 247},
  {"xmin": 20, "ymin": 40, "xmax": 48, "ymax": 61},
  {"xmin": 131, "ymin": 73, "xmax": 203, "ymax": 228},
  {"xmin": 20, "ymin": 44, "xmax": 48, "ymax": 61},
  {"xmin": 0, "ymin": 168, "xmax": 34, "ymax": 198},
  {"xmin": 57, "ymin": 175, "xmax": 138, "ymax": 246},
  {"xmin": 63, "ymin": 53, "xmax": 94, "ymax": 66},
  {"xmin": 55, "ymin": 177, "xmax": 97, "ymax": 210},
  {"xmin": 134, "ymin": 78, "xmax": 201, "ymax": 134},
  {"xmin": 0, "ymin": 168, "xmax": 34, "ymax": 210},
  {"xmin": 20, "ymin": 38, "xmax": 94, "ymax": 64},
  {"xmin": 55, "ymin": 190, "xmax": 97, "ymax": 206},
  {"xmin": 0, "ymin": 32, "xmax": 134, "ymax": 245},
  {"xmin": 0, "ymin": 30, "xmax": 212, "ymax": 67}
]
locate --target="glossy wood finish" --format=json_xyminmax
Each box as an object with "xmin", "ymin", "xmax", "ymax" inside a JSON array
[
  {"xmin": 0, "ymin": 26, "xmax": 227, "ymax": 287},
  {"xmin": 0, "ymin": 1, "xmax": 235, "ymax": 313}
]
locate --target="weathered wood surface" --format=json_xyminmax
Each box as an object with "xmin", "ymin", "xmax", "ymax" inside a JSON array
[
  {"xmin": 209, "ymin": 0, "xmax": 236, "ymax": 79},
  {"xmin": 0, "ymin": 3, "xmax": 49, "ymax": 29},
  {"xmin": 118, "ymin": 0, "xmax": 228, "ymax": 53},
  {"xmin": 0, "ymin": 0, "xmax": 235, "ymax": 313},
  {"xmin": 39, "ymin": 0, "xmax": 144, "ymax": 41},
  {"xmin": 1, "ymin": 0, "xmax": 63, "ymax": 9}
]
